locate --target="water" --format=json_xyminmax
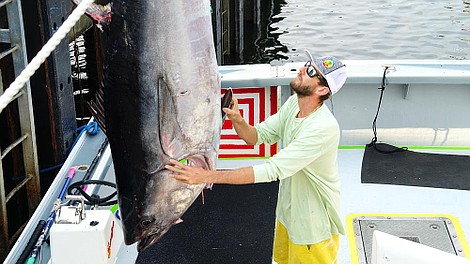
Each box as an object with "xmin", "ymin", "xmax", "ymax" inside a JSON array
[{"xmin": 234, "ymin": 0, "xmax": 470, "ymax": 64}]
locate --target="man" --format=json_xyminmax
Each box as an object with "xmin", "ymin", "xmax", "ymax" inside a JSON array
[{"xmin": 166, "ymin": 50, "xmax": 347, "ymax": 264}]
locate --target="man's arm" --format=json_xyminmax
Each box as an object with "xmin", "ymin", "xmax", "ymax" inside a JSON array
[
  {"xmin": 223, "ymin": 98, "xmax": 258, "ymax": 145},
  {"xmin": 166, "ymin": 159, "xmax": 254, "ymax": 185}
]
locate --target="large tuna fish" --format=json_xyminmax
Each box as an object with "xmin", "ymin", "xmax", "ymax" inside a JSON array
[{"xmin": 79, "ymin": 0, "xmax": 230, "ymax": 252}]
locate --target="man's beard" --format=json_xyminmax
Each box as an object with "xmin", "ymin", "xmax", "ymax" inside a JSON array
[{"xmin": 290, "ymin": 79, "xmax": 313, "ymax": 97}]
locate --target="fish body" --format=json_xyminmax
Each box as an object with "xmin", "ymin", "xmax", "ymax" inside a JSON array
[{"xmin": 103, "ymin": 0, "xmax": 221, "ymax": 251}]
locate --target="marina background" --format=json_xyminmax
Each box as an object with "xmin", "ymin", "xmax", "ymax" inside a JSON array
[{"xmin": 219, "ymin": 0, "xmax": 469, "ymax": 64}]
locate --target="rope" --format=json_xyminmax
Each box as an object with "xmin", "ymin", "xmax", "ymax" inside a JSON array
[
  {"xmin": 71, "ymin": 121, "xmax": 99, "ymax": 151},
  {"xmin": 0, "ymin": 0, "xmax": 95, "ymax": 113}
]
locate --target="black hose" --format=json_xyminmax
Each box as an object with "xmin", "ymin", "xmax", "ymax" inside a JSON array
[
  {"xmin": 368, "ymin": 66, "xmax": 408, "ymax": 153},
  {"xmin": 67, "ymin": 180, "xmax": 117, "ymax": 206},
  {"xmin": 16, "ymin": 220, "xmax": 45, "ymax": 264}
]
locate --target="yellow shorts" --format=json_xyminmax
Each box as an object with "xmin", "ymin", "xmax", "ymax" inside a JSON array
[{"xmin": 273, "ymin": 220, "xmax": 340, "ymax": 264}]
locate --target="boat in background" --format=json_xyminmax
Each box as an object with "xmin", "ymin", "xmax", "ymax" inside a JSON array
[{"xmin": 4, "ymin": 60, "xmax": 470, "ymax": 263}]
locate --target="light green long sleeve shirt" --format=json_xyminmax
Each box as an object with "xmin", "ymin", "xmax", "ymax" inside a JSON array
[{"xmin": 252, "ymin": 94, "xmax": 345, "ymax": 244}]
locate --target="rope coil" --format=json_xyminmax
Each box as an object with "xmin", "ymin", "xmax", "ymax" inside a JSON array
[{"xmin": 0, "ymin": 0, "xmax": 95, "ymax": 113}]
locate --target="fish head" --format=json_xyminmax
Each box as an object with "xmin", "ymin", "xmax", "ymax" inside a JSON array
[
  {"xmin": 135, "ymin": 169, "xmax": 205, "ymax": 252},
  {"xmin": 116, "ymin": 150, "xmax": 216, "ymax": 251}
]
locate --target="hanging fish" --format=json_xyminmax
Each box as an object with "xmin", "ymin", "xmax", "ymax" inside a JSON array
[{"xmin": 75, "ymin": 0, "xmax": 232, "ymax": 252}]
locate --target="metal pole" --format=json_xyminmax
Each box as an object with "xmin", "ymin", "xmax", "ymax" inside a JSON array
[
  {"xmin": 0, "ymin": 60, "xmax": 9, "ymax": 264},
  {"xmin": 6, "ymin": 0, "xmax": 42, "ymax": 215}
]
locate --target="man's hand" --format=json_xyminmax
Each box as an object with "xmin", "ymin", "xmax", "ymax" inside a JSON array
[
  {"xmin": 165, "ymin": 159, "xmax": 212, "ymax": 185},
  {"xmin": 166, "ymin": 159, "xmax": 256, "ymax": 185}
]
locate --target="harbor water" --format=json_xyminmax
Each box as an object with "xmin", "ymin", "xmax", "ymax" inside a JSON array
[{"xmin": 233, "ymin": 0, "xmax": 470, "ymax": 64}]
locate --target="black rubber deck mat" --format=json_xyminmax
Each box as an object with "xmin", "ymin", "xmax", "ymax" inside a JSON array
[
  {"xmin": 136, "ymin": 182, "xmax": 278, "ymax": 264},
  {"xmin": 361, "ymin": 143, "xmax": 470, "ymax": 190}
]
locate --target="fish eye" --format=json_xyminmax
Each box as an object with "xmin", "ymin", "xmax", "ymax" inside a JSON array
[{"xmin": 141, "ymin": 218, "xmax": 155, "ymax": 227}]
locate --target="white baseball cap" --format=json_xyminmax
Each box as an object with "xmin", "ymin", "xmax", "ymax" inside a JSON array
[{"xmin": 304, "ymin": 49, "xmax": 347, "ymax": 95}]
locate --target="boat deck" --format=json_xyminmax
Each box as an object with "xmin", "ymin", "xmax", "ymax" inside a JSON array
[
  {"xmin": 5, "ymin": 59, "xmax": 470, "ymax": 263},
  {"xmin": 217, "ymin": 149, "xmax": 470, "ymax": 263},
  {"xmin": 135, "ymin": 148, "xmax": 470, "ymax": 263},
  {"xmin": 5, "ymin": 129, "xmax": 470, "ymax": 263}
]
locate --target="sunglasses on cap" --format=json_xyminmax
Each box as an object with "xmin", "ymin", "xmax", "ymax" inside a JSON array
[{"xmin": 304, "ymin": 61, "xmax": 329, "ymax": 88}]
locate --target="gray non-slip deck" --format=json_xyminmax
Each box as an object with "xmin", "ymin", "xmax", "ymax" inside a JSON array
[
  {"xmin": 337, "ymin": 148, "xmax": 470, "ymax": 263},
  {"xmin": 6, "ymin": 132, "xmax": 470, "ymax": 264}
]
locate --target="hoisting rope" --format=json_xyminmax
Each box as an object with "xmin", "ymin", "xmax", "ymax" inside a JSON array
[{"xmin": 0, "ymin": 0, "xmax": 95, "ymax": 113}]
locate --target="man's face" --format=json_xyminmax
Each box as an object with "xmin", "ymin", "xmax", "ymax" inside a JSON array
[{"xmin": 290, "ymin": 63, "xmax": 324, "ymax": 97}]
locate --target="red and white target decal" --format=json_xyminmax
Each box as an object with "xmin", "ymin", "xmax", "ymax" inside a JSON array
[{"xmin": 219, "ymin": 87, "xmax": 278, "ymax": 158}]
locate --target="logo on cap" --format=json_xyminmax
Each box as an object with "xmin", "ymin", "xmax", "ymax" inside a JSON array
[{"xmin": 323, "ymin": 59, "xmax": 334, "ymax": 68}]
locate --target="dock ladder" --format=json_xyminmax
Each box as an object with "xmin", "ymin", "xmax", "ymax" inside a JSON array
[{"xmin": 0, "ymin": 0, "xmax": 41, "ymax": 259}]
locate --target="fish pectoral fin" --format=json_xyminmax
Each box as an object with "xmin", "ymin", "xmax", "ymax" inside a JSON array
[
  {"xmin": 174, "ymin": 218, "xmax": 184, "ymax": 225},
  {"xmin": 221, "ymin": 88, "xmax": 233, "ymax": 121}
]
